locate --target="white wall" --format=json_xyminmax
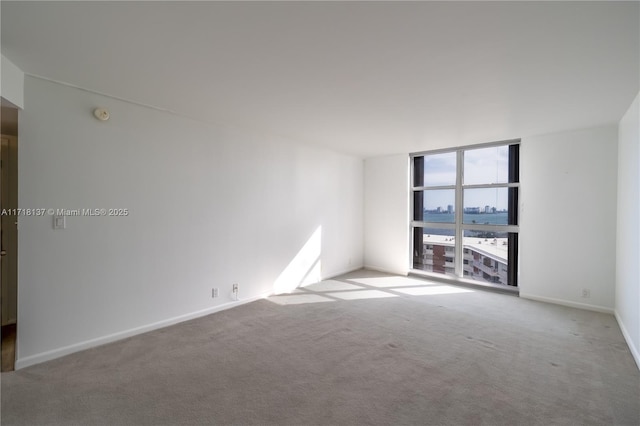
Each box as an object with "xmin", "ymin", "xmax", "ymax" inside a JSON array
[
  {"xmin": 362, "ymin": 125, "xmax": 619, "ymax": 313},
  {"xmin": 616, "ymin": 92, "xmax": 639, "ymax": 368},
  {"xmin": 0, "ymin": 55, "xmax": 24, "ymax": 109},
  {"xmin": 363, "ymin": 154, "xmax": 409, "ymax": 275},
  {"xmin": 519, "ymin": 125, "xmax": 618, "ymax": 312},
  {"xmin": 16, "ymin": 76, "xmax": 363, "ymax": 368}
]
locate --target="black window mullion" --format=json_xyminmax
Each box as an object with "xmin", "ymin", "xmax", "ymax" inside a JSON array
[
  {"xmin": 413, "ymin": 227, "xmax": 425, "ymax": 269},
  {"xmin": 508, "ymin": 144, "xmax": 519, "ymax": 226},
  {"xmin": 412, "ymin": 156, "xmax": 425, "ymax": 267},
  {"xmin": 508, "ymin": 233, "xmax": 518, "ymax": 286},
  {"xmin": 509, "ymin": 144, "xmax": 519, "ymax": 183},
  {"xmin": 413, "ymin": 191, "xmax": 424, "ymax": 222},
  {"xmin": 508, "ymin": 187, "xmax": 518, "ymax": 226},
  {"xmin": 413, "ymin": 156, "xmax": 424, "ymax": 187}
]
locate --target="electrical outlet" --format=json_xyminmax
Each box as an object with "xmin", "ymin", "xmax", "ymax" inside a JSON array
[
  {"xmin": 232, "ymin": 283, "xmax": 239, "ymax": 301},
  {"xmin": 212, "ymin": 288, "xmax": 219, "ymax": 298},
  {"xmin": 581, "ymin": 289, "xmax": 590, "ymax": 298}
]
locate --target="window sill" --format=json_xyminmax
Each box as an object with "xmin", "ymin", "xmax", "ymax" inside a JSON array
[{"xmin": 408, "ymin": 269, "xmax": 520, "ymax": 296}]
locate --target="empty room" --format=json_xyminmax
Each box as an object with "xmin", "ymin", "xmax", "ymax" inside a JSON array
[{"xmin": 0, "ymin": 1, "xmax": 639, "ymax": 425}]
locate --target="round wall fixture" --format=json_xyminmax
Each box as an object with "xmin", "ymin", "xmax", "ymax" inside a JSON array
[{"xmin": 93, "ymin": 108, "xmax": 110, "ymax": 121}]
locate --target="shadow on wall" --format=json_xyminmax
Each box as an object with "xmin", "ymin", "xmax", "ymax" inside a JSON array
[{"xmin": 273, "ymin": 226, "xmax": 322, "ymax": 295}]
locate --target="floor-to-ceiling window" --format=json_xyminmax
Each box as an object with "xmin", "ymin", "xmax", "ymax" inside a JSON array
[{"xmin": 411, "ymin": 140, "xmax": 520, "ymax": 286}]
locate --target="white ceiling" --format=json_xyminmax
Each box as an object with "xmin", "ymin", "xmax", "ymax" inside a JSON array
[{"xmin": 1, "ymin": 1, "xmax": 638, "ymax": 157}]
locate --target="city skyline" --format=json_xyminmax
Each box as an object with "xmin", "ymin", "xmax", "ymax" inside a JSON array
[
  {"xmin": 420, "ymin": 187, "xmax": 509, "ymax": 211},
  {"xmin": 425, "ymin": 205, "xmax": 507, "ymax": 214}
]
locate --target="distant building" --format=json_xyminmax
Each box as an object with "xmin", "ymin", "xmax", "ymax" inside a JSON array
[
  {"xmin": 464, "ymin": 207, "xmax": 481, "ymax": 214},
  {"xmin": 462, "ymin": 246, "xmax": 507, "ymax": 285},
  {"xmin": 447, "ymin": 205, "xmax": 453, "ymax": 213},
  {"xmin": 416, "ymin": 235, "xmax": 508, "ymax": 285},
  {"xmin": 436, "ymin": 206, "xmax": 442, "ymax": 213},
  {"xmin": 484, "ymin": 205, "xmax": 491, "ymax": 213}
]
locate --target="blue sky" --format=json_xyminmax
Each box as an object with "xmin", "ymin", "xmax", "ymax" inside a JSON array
[{"xmin": 422, "ymin": 146, "xmax": 509, "ymax": 211}]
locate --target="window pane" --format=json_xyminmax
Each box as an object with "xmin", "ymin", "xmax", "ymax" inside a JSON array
[
  {"xmin": 422, "ymin": 152, "xmax": 456, "ymax": 186},
  {"xmin": 414, "ymin": 190, "xmax": 455, "ymax": 222},
  {"xmin": 464, "ymin": 146, "xmax": 509, "ymax": 185},
  {"xmin": 463, "ymin": 188, "xmax": 510, "ymax": 225},
  {"xmin": 462, "ymin": 229, "xmax": 509, "ymax": 285},
  {"xmin": 413, "ymin": 227, "xmax": 456, "ymax": 276},
  {"xmin": 411, "ymin": 142, "xmax": 518, "ymax": 286}
]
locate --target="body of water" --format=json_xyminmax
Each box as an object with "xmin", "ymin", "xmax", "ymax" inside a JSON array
[{"xmin": 419, "ymin": 212, "xmax": 509, "ymax": 237}]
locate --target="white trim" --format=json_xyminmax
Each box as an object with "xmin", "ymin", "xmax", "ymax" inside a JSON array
[
  {"xmin": 454, "ymin": 150, "xmax": 464, "ymax": 277},
  {"xmin": 1, "ymin": 54, "xmax": 25, "ymax": 109},
  {"xmin": 410, "ymin": 138, "xmax": 521, "ymax": 158},
  {"xmin": 363, "ymin": 264, "xmax": 409, "ymax": 277},
  {"xmin": 15, "ymin": 294, "xmax": 269, "ymax": 370},
  {"xmin": 614, "ymin": 310, "xmax": 640, "ymax": 370},
  {"xmin": 519, "ymin": 292, "xmax": 614, "ymax": 314},
  {"xmin": 411, "ymin": 221, "xmax": 456, "ymax": 229}
]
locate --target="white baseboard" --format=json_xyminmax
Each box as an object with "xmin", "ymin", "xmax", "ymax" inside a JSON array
[
  {"xmin": 15, "ymin": 294, "xmax": 269, "ymax": 370},
  {"xmin": 614, "ymin": 310, "xmax": 640, "ymax": 370},
  {"xmin": 519, "ymin": 292, "xmax": 614, "ymax": 314},
  {"xmin": 363, "ymin": 264, "xmax": 408, "ymax": 277}
]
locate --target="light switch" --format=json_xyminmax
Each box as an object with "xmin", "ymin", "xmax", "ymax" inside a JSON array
[{"xmin": 53, "ymin": 215, "xmax": 66, "ymax": 230}]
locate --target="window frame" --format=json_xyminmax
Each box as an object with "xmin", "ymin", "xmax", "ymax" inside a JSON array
[{"xmin": 410, "ymin": 139, "xmax": 520, "ymax": 287}]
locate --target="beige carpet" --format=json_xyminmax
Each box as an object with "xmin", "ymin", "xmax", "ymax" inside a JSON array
[{"xmin": 2, "ymin": 270, "xmax": 639, "ymax": 425}]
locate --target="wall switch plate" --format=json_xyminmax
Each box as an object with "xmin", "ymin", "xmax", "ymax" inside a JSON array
[
  {"xmin": 53, "ymin": 215, "xmax": 66, "ymax": 229},
  {"xmin": 212, "ymin": 288, "xmax": 219, "ymax": 298}
]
